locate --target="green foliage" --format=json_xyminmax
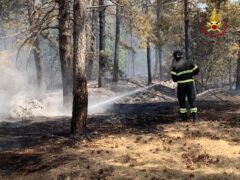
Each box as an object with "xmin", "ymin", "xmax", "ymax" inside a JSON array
[{"xmin": 189, "ymin": 0, "xmax": 240, "ymax": 88}]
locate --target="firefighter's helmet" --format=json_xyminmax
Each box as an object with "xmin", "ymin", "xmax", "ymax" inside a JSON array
[{"xmin": 173, "ymin": 50, "xmax": 184, "ymax": 61}]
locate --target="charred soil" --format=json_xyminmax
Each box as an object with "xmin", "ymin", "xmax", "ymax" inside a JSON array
[{"xmin": 0, "ymin": 87, "xmax": 240, "ymax": 180}]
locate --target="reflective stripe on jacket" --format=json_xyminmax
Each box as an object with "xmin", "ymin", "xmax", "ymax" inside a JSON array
[{"xmin": 171, "ymin": 61, "xmax": 199, "ymax": 84}]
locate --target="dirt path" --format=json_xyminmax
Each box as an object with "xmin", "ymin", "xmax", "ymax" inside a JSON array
[{"xmin": 0, "ymin": 99, "xmax": 240, "ymax": 180}]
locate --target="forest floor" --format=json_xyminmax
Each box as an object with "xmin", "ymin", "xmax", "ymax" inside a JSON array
[{"xmin": 0, "ymin": 80, "xmax": 240, "ymax": 180}]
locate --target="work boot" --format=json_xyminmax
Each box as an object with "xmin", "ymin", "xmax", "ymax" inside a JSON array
[
  {"xmin": 191, "ymin": 112, "xmax": 198, "ymax": 123},
  {"xmin": 180, "ymin": 113, "xmax": 188, "ymax": 121}
]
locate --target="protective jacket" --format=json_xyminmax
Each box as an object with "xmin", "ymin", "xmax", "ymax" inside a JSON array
[{"xmin": 171, "ymin": 61, "xmax": 199, "ymax": 84}]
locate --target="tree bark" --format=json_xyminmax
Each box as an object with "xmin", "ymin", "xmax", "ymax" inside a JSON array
[
  {"xmin": 71, "ymin": 0, "xmax": 88, "ymax": 135},
  {"xmin": 158, "ymin": 48, "xmax": 162, "ymax": 79},
  {"xmin": 228, "ymin": 58, "xmax": 232, "ymax": 90},
  {"xmin": 130, "ymin": 25, "xmax": 135, "ymax": 77},
  {"xmin": 156, "ymin": 0, "xmax": 162, "ymax": 79},
  {"xmin": 154, "ymin": 47, "xmax": 159, "ymax": 77},
  {"xmin": 58, "ymin": 0, "xmax": 73, "ymax": 105},
  {"xmin": 113, "ymin": 2, "xmax": 121, "ymax": 82},
  {"xmin": 147, "ymin": 39, "xmax": 152, "ymax": 85},
  {"xmin": 27, "ymin": 0, "xmax": 44, "ymax": 90},
  {"xmin": 145, "ymin": 0, "xmax": 152, "ymax": 85},
  {"xmin": 184, "ymin": 0, "xmax": 189, "ymax": 60},
  {"xmin": 33, "ymin": 38, "xmax": 44, "ymax": 89},
  {"xmin": 98, "ymin": 0, "xmax": 106, "ymax": 87},
  {"xmin": 236, "ymin": 38, "xmax": 240, "ymax": 90},
  {"xmin": 87, "ymin": 0, "xmax": 97, "ymax": 80}
]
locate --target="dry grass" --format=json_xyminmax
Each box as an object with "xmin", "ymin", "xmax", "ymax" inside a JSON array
[{"xmin": 0, "ymin": 120, "xmax": 239, "ymax": 180}]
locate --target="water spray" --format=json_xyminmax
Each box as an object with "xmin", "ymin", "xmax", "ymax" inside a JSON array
[{"xmin": 89, "ymin": 83, "xmax": 161, "ymax": 110}]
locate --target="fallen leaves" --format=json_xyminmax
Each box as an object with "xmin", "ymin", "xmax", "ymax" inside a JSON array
[
  {"xmin": 182, "ymin": 151, "xmax": 219, "ymax": 170},
  {"xmin": 117, "ymin": 154, "xmax": 138, "ymax": 168}
]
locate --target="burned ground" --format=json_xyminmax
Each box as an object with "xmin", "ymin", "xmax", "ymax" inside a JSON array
[{"xmin": 0, "ymin": 92, "xmax": 239, "ymax": 180}]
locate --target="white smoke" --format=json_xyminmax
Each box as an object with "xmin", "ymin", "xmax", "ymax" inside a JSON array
[
  {"xmin": 0, "ymin": 51, "xmax": 27, "ymax": 118},
  {"xmin": 0, "ymin": 50, "xmax": 70, "ymax": 121}
]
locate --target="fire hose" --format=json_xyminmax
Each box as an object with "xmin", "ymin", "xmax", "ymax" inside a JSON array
[{"xmin": 195, "ymin": 80, "xmax": 232, "ymax": 106}]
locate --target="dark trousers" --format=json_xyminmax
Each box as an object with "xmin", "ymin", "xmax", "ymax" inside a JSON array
[{"xmin": 177, "ymin": 82, "xmax": 197, "ymax": 113}]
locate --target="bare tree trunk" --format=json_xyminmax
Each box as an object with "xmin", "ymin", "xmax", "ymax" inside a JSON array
[
  {"xmin": 113, "ymin": 2, "xmax": 121, "ymax": 82},
  {"xmin": 228, "ymin": 58, "xmax": 232, "ymax": 90},
  {"xmin": 236, "ymin": 38, "xmax": 240, "ymax": 90},
  {"xmin": 184, "ymin": 0, "xmax": 189, "ymax": 60},
  {"xmin": 147, "ymin": 39, "xmax": 152, "ymax": 85},
  {"xmin": 124, "ymin": 33, "xmax": 129, "ymax": 77},
  {"xmin": 58, "ymin": 0, "xmax": 73, "ymax": 105},
  {"xmin": 125, "ymin": 51, "xmax": 127, "ymax": 75},
  {"xmin": 154, "ymin": 47, "xmax": 159, "ymax": 77},
  {"xmin": 33, "ymin": 38, "xmax": 44, "ymax": 89},
  {"xmin": 27, "ymin": 0, "xmax": 44, "ymax": 90},
  {"xmin": 71, "ymin": 0, "xmax": 88, "ymax": 135},
  {"xmin": 98, "ymin": 0, "xmax": 106, "ymax": 87},
  {"xmin": 130, "ymin": 22, "xmax": 135, "ymax": 77},
  {"xmin": 158, "ymin": 48, "xmax": 162, "ymax": 79},
  {"xmin": 145, "ymin": 0, "xmax": 152, "ymax": 85},
  {"xmin": 125, "ymin": 39, "xmax": 129, "ymax": 77},
  {"xmin": 156, "ymin": 0, "xmax": 162, "ymax": 79},
  {"xmin": 87, "ymin": 0, "xmax": 97, "ymax": 80}
]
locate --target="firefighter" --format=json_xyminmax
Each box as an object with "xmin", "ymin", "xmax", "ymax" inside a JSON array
[{"xmin": 171, "ymin": 50, "xmax": 199, "ymax": 122}]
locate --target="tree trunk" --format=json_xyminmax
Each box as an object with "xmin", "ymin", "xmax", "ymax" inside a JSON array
[
  {"xmin": 228, "ymin": 58, "xmax": 232, "ymax": 90},
  {"xmin": 113, "ymin": 2, "xmax": 121, "ymax": 82},
  {"xmin": 87, "ymin": 0, "xmax": 97, "ymax": 80},
  {"xmin": 98, "ymin": 0, "xmax": 106, "ymax": 87},
  {"xmin": 27, "ymin": 0, "xmax": 44, "ymax": 90},
  {"xmin": 33, "ymin": 38, "xmax": 44, "ymax": 89},
  {"xmin": 184, "ymin": 0, "xmax": 189, "ymax": 60},
  {"xmin": 154, "ymin": 47, "xmax": 159, "ymax": 77},
  {"xmin": 145, "ymin": 0, "xmax": 152, "ymax": 85},
  {"xmin": 156, "ymin": 0, "xmax": 163, "ymax": 79},
  {"xmin": 130, "ymin": 22, "xmax": 135, "ymax": 77},
  {"xmin": 71, "ymin": 0, "xmax": 88, "ymax": 135},
  {"xmin": 236, "ymin": 38, "xmax": 240, "ymax": 90},
  {"xmin": 158, "ymin": 48, "xmax": 162, "ymax": 79},
  {"xmin": 58, "ymin": 0, "xmax": 73, "ymax": 105},
  {"xmin": 147, "ymin": 39, "xmax": 152, "ymax": 85}
]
